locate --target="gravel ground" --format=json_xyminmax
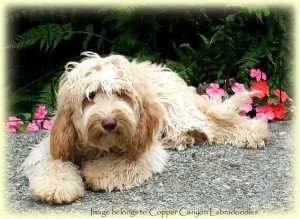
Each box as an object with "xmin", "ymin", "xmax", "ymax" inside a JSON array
[{"xmin": 4, "ymin": 121, "xmax": 295, "ymax": 216}]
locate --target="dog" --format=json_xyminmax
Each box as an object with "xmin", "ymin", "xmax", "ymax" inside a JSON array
[{"xmin": 21, "ymin": 52, "xmax": 269, "ymax": 204}]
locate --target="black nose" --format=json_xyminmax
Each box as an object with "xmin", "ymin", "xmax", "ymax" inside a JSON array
[{"xmin": 101, "ymin": 119, "xmax": 117, "ymax": 131}]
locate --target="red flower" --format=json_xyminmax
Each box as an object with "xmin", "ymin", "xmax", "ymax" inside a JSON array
[
  {"xmin": 250, "ymin": 81, "xmax": 269, "ymax": 98},
  {"xmin": 274, "ymin": 89, "xmax": 289, "ymax": 103},
  {"xmin": 271, "ymin": 103, "xmax": 287, "ymax": 119}
]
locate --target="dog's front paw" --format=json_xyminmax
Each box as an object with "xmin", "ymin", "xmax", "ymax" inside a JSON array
[
  {"xmin": 83, "ymin": 157, "xmax": 152, "ymax": 192},
  {"xmin": 29, "ymin": 179, "xmax": 85, "ymax": 204},
  {"xmin": 28, "ymin": 160, "xmax": 85, "ymax": 204},
  {"xmin": 83, "ymin": 144, "xmax": 168, "ymax": 192}
]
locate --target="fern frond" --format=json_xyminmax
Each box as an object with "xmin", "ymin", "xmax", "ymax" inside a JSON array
[
  {"xmin": 179, "ymin": 43, "xmax": 196, "ymax": 55},
  {"xmin": 165, "ymin": 60, "xmax": 192, "ymax": 84},
  {"xmin": 198, "ymin": 34, "xmax": 210, "ymax": 47},
  {"xmin": 275, "ymin": 12, "xmax": 287, "ymax": 32},
  {"xmin": 113, "ymin": 6, "xmax": 136, "ymax": 28},
  {"xmin": 83, "ymin": 24, "xmax": 94, "ymax": 50},
  {"xmin": 9, "ymin": 87, "xmax": 39, "ymax": 106},
  {"xmin": 50, "ymin": 24, "xmax": 64, "ymax": 51},
  {"xmin": 9, "ymin": 23, "xmax": 74, "ymax": 51},
  {"xmin": 62, "ymin": 23, "xmax": 74, "ymax": 40},
  {"xmin": 35, "ymin": 81, "xmax": 58, "ymax": 110},
  {"xmin": 172, "ymin": 42, "xmax": 193, "ymax": 66},
  {"xmin": 112, "ymin": 32, "xmax": 139, "ymax": 49},
  {"xmin": 243, "ymin": 6, "xmax": 270, "ymax": 23},
  {"xmin": 115, "ymin": 6, "xmax": 136, "ymax": 14}
]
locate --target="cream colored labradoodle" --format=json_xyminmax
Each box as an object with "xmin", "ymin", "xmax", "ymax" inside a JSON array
[{"xmin": 21, "ymin": 52, "xmax": 269, "ymax": 204}]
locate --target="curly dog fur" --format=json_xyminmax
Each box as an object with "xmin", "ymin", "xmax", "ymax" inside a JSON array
[{"xmin": 21, "ymin": 52, "xmax": 269, "ymax": 204}]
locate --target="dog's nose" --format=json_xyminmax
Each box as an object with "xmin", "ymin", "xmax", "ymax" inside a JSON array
[{"xmin": 101, "ymin": 118, "xmax": 117, "ymax": 131}]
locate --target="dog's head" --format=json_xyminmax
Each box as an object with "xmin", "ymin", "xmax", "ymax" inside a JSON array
[{"xmin": 50, "ymin": 52, "xmax": 163, "ymax": 161}]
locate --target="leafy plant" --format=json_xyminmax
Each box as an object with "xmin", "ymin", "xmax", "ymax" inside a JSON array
[
  {"xmin": 9, "ymin": 23, "xmax": 74, "ymax": 51},
  {"xmin": 7, "ymin": 6, "xmax": 293, "ymax": 117}
]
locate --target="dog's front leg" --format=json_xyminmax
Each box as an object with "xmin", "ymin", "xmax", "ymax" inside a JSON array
[
  {"xmin": 21, "ymin": 136, "xmax": 85, "ymax": 204},
  {"xmin": 82, "ymin": 142, "xmax": 168, "ymax": 192}
]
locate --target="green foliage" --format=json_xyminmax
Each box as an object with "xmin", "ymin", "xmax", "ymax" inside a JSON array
[
  {"xmin": 9, "ymin": 23, "xmax": 74, "ymax": 51},
  {"xmin": 83, "ymin": 24, "xmax": 94, "ymax": 50},
  {"xmin": 7, "ymin": 6, "xmax": 293, "ymax": 115},
  {"xmin": 36, "ymin": 82, "xmax": 57, "ymax": 111},
  {"xmin": 7, "ymin": 76, "xmax": 59, "ymax": 116},
  {"xmin": 243, "ymin": 6, "xmax": 270, "ymax": 23},
  {"xmin": 165, "ymin": 60, "xmax": 192, "ymax": 84},
  {"xmin": 9, "ymin": 87, "xmax": 36, "ymax": 106}
]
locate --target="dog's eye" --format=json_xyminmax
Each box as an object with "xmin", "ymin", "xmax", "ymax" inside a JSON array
[
  {"xmin": 116, "ymin": 91, "xmax": 123, "ymax": 97},
  {"xmin": 88, "ymin": 91, "xmax": 95, "ymax": 101},
  {"xmin": 117, "ymin": 90, "xmax": 130, "ymax": 98}
]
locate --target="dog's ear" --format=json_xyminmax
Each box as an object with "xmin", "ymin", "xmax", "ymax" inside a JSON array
[
  {"xmin": 50, "ymin": 101, "xmax": 77, "ymax": 161},
  {"xmin": 126, "ymin": 81, "xmax": 164, "ymax": 160}
]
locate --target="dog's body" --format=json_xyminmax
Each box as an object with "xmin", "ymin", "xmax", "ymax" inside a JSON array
[{"xmin": 21, "ymin": 52, "xmax": 269, "ymax": 204}]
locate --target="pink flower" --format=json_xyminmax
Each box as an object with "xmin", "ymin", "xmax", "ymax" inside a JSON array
[
  {"xmin": 33, "ymin": 105, "xmax": 48, "ymax": 120},
  {"xmin": 5, "ymin": 116, "xmax": 23, "ymax": 132},
  {"xmin": 250, "ymin": 69, "xmax": 267, "ymax": 81},
  {"xmin": 26, "ymin": 122, "xmax": 40, "ymax": 131},
  {"xmin": 256, "ymin": 105, "xmax": 274, "ymax": 122},
  {"xmin": 274, "ymin": 89, "xmax": 289, "ymax": 103},
  {"xmin": 43, "ymin": 120, "xmax": 53, "ymax": 130},
  {"xmin": 231, "ymin": 83, "xmax": 247, "ymax": 93},
  {"xmin": 240, "ymin": 99, "xmax": 253, "ymax": 113},
  {"xmin": 205, "ymin": 83, "xmax": 226, "ymax": 96},
  {"xmin": 33, "ymin": 105, "xmax": 48, "ymax": 125}
]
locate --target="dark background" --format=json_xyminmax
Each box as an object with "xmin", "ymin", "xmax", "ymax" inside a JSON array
[{"xmin": 6, "ymin": 6, "xmax": 293, "ymax": 116}]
